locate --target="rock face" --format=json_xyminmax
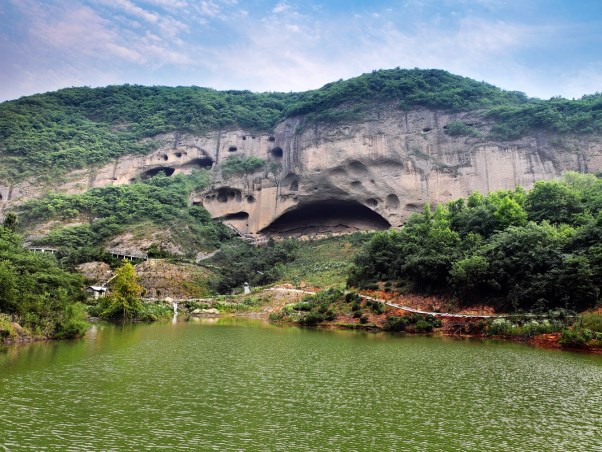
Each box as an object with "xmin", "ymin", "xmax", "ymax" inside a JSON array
[{"xmin": 2, "ymin": 104, "xmax": 602, "ymax": 235}]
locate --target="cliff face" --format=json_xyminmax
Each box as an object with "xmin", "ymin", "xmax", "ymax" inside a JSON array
[{"xmin": 2, "ymin": 104, "xmax": 602, "ymax": 235}]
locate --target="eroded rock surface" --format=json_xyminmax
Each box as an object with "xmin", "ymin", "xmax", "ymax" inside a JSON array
[{"xmin": 3, "ymin": 105, "xmax": 602, "ymax": 235}]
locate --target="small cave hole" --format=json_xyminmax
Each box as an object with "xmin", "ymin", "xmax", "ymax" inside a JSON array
[
  {"xmin": 246, "ymin": 195, "xmax": 255, "ymax": 203},
  {"xmin": 252, "ymin": 136, "xmax": 256, "ymax": 139},
  {"xmin": 270, "ymin": 147, "xmax": 283, "ymax": 158},
  {"xmin": 216, "ymin": 188, "xmax": 242, "ymax": 203},
  {"xmin": 422, "ymin": 127, "xmax": 432, "ymax": 133},
  {"xmin": 351, "ymin": 180, "xmax": 362, "ymax": 187},
  {"xmin": 175, "ymin": 152, "xmax": 183, "ymax": 158},
  {"xmin": 366, "ymin": 198, "xmax": 378, "ymax": 208},
  {"xmin": 290, "ymin": 180, "xmax": 299, "ymax": 191},
  {"xmin": 228, "ymin": 146, "xmax": 238, "ymax": 152},
  {"xmin": 162, "ymin": 154, "xmax": 169, "ymax": 161},
  {"xmin": 0, "ymin": 193, "xmax": 3, "ymax": 201},
  {"xmin": 242, "ymin": 136, "xmax": 247, "ymax": 140},
  {"xmin": 386, "ymin": 194, "xmax": 400, "ymax": 210},
  {"xmin": 268, "ymin": 136, "xmax": 276, "ymax": 142}
]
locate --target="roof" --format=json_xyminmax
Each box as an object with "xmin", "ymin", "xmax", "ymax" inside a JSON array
[{"xmin": 87, "ymin": 286, "xmax": 108, "ymax": 292}]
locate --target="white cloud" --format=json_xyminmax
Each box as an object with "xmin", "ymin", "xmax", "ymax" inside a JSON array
[
  {"xmin": 97, "ymin": 0, "xmax": 159, "ymax": 23},
  {"xmin": 272, "ymin": 2, "xmax": 291, "ymax": 14}
]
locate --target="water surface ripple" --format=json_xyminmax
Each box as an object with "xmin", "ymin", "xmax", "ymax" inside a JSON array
[{"xmin": 1, "ymin": 319, "xmax": 601, "ymax": 450}]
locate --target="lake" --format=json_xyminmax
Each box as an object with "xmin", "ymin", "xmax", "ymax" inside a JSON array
[{"xmin": 1, "ymin": 318, "xmax": 601, "ymax": 450}]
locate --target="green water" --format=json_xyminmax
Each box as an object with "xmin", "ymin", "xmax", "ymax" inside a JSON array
[{"xmin": 1, "ymin": 318, "xmax": 601, "ymax": 451}]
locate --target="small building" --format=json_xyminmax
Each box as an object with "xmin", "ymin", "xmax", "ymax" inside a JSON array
[
  {"xmin": 86, "ymin": 286, "xmax": 108, "ymax": 299},
  {"xmin": 243, "ymin": 282, "xmax": 251, "ymax": 294}
]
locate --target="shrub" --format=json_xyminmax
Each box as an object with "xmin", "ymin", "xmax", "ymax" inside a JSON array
[
  {"xmin": 221, "ymin": 156, "xmax": 265, "ymax": 178},
  {"xmin": 268, "ymin": 312, "xmax": 285, "ymax": 321},
  {"xmin": 488, "ymin": 318, "xmax": 513, "ymax": 336},
  {"xmin": 581, "ymin": 313, "xmax": 602, "ymax": 332},
  {"xmin": 383, "ymin": 316, "xmax": 408, "ymax": 332},
  {"xmin": 415, "ymin": 319, "xmax": 433, "ymax": 332},
  {"xmin": 299, "ymin": 312, "xmax": 326, "ymax": 326},
  {"xmin": 359, "ymin": 315, "xmax": 369, "ymax": 324},
  {"xmin": 444, "ymin": 120, "xmax": 480, "ymax": 137},
  {"xmin": 371, "ymin": 302, "xmax": 385, "ymax": 314}
]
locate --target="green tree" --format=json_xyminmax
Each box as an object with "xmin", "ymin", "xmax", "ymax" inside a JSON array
[
  {"xmin": 100, "ymin": 262, "xmax": 144, "ymax": 319},
  {"xmin": 2, "ymin": 212, "xmax": 17, "ymax": 232},
  {"xmin": 525, "ymin": 180, "xmax": 582, "ymax": 225}
]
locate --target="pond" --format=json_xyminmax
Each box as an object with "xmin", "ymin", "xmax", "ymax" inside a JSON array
[{"xmin": 1, "ymin": 318, "xmax": 600, "ymax": 450}]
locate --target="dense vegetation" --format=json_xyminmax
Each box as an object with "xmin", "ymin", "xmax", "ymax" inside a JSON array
[
  {"xmin": 0, "ymin": 86, "xmax": 295, "ymax": 181},
  {"xmin": 16, "ymin": 171, "xmax": 230, "ymax": 267},
  {"xmin": 0, "ymin": 225, "xmax": 88, "ymax": 341},
  {"xmin": 349, "ymin": 172, "xmax": 602, "ymax": 313},
  {"xmin": 2, "ymin": 68, "xmax": 602, "ymax": 182},
  {"xmin": 208, "ymin": 240, "xmax": 298, "ymax": 294},
  {"xmin": 221, "ymin": 155, "xmax": 265, "ymax": 178}
]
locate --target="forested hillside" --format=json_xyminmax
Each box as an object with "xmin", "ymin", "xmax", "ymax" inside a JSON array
[
  {"xmin": 2, "ymin": 68, "xmax": 602, "ymax": 182},
  {"xmin": 349, "ymin": 172, "xmax": 602, "ymax": 312},
  {"xmin": 0, "ymin": 225, "xmax": 88, "ymax": 341},
  {"xmin": 17, "ymin": 171, "xmax": 229, "ymax": 268}
]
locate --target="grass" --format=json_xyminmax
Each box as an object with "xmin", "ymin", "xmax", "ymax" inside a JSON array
[{"xmin": 277, "ymin": 233, "xmax": 372, "ymax": 288}]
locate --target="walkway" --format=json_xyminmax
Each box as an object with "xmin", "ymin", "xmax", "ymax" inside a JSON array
[{"xmin": 267, "ymin": 287, "xmax": 504, "ymax": 319}]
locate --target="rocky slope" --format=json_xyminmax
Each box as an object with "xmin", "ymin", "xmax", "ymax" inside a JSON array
[{"xmin": 2, "ymin": 103, "xmax": 601, "ymax": 236}]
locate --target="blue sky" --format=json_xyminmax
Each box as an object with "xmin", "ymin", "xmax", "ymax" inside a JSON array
[{"xmin": 1, "ymin": 0, "xmax": 601, "ymax": 102}]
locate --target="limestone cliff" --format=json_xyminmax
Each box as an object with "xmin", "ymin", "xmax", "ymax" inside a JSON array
[{"xmin": 2, "ymin": 104, "xmax": 601, "ymax": 236}]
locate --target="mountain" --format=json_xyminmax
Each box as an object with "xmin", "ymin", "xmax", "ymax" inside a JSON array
[{"xmin": 2, "ymin": 68, "xmax": 602, "ymax": 245}]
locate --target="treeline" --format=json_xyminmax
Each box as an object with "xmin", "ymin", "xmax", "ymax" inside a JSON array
[
  {"xmin": 16, "ymin": 171, "xmax": 230, "ymax": 267},
  {"xmin": 0, "ymin": 85, "xmax": 296, "ymax": 182},
  {"xmin": 0, "ymin": 225, "xmax": 88, "ymax": 340},
  {"xmin": 3, "ymin": 68, "xmax": 602, "ymax": 182},
  {"xmin": 349, "ymin": 173, "xmax": 602, "ymax": 312}
]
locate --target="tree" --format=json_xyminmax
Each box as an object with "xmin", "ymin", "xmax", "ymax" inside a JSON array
[
  {"xmin": 525, "ymin": 180, "xmax": 582, "ymax": 225},
  {"xmin": 100, "ymin": 262, "xmax": 143, "ymax": 319},
  {"xmin": 2, "ymin": 212, "xmax": 17, "ymax": 232}
]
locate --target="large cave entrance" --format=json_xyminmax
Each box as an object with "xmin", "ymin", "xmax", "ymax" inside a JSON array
[{"xmin": 262, "ymin": 200, "xmax": 391, "ymax": 236}]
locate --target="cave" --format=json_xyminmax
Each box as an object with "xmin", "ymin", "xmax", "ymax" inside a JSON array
[
  {"xmin": 228, "ymin": 146, "xmax": 238, "ymax": 152},
  {"xmin": 262, "ymin": 200, "xmax": 391, "ymax": 235},
  {"xmin": 270, "ymin": 147, "xmax": 283, "ymax": 158},
  {"xmin": 185, "ymin": 157, "xmax": 214, "ymax": 170},
  {"xmin": 222, "ymin": 212, "xmax": 249, "ymax": 221},
  {"xmin": 140, "ymin": 167, "xmax": 175, "ymax": 179},
  {"xmin": 216, "ymin": 187, "xmax": 242, "ymax": 203}
]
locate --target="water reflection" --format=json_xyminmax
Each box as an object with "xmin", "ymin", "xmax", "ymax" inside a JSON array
[{"xmin": 1, "ymin": 319, "xmax": 601, "ymax": 450}]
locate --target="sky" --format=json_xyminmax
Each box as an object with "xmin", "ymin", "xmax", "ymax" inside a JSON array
[{"xmin": 1, "ymin": 0, "xmax": 601, "ymax": 102}]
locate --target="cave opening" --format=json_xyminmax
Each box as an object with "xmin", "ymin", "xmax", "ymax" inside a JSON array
[
  {"xmin": 222, "ymin": 212, "xmax": 249, "ymax": 221},
  {"xmin": 262, "ymin": 200, "xmax": 391, "ymax": 235},
  {"xmin": 270, "ymin": 147, "xmax": 283, "ymax": 158},
  {"xmin": 186, "ymin": 157, "xmax": 214, "ymax": 169},
  {"xmin": 140, "ymin": 167, "xmax": 175, "ymax": 180}
]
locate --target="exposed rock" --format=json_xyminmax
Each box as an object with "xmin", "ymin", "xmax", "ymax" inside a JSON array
[
  {"xmin": 191, "ymin": 308, "xmax": 220, "ymax": 316},
  {"xmin": 3, "ymin": 104, "xmax": 602, "ymax": 236},
  {"xmin": 76, "ymin": 262, "xmax": 113, "ymax": 284},
  {"xmin": 134, "ymin": 259, "xmax": 212, "ymax": 299}
]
